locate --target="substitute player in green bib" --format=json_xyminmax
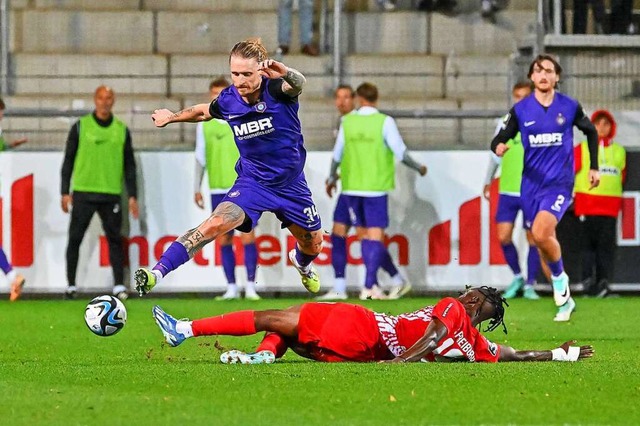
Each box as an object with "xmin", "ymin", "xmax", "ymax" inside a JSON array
[
  {"xmin": 195, "ymin": 77, "xmax": 260, "ymax": 300},
  {"xmin": 327, "ymin": 82, "xmax": 427, "ymax": 300},
  {"xmin": 483, "ymin": 82, "xmax": 540, "ymax": 300},
  {"xmin": 60, "ymin": 85, "xmax": 139, "ymax": 300}
]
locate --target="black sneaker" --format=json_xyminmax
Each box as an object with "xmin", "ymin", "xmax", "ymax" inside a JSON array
[{"xmin": 64, "ymin": 286, "xmax": 77, "ymax": 300}]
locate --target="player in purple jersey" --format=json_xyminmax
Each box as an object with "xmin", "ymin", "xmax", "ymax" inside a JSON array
[
  {"xmin": 135, "ymin": 38, "xmax": 323, "ymax": 296},
  {"xmin": 491, "ymin": 55, "xmax": 600, "ymax": 322}
]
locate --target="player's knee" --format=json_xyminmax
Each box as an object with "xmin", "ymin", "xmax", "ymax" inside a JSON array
[
  {"xmin": 217, "ymin": 233, "xmax": 234, "ymax": 246},
  {"xmin": 531, "ymin": 229, "xmax": 549, "ymax": 246},
  {"xmin": 200, "ymin": 216, "xmax": 227, "ymax": 238},
  {"xmin": 498, "ymin": 234, "xmax": 512, "ymax": 245}
]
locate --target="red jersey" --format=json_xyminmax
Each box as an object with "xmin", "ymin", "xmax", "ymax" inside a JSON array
[{"xmin": 374, "ymin": 297, "xmax": 500, "ymax": 363}]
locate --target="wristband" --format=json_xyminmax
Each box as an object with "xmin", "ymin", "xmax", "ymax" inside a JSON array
[{"xmin": 551, "ymin": 346, "xmax": 580, "ymax": 362}]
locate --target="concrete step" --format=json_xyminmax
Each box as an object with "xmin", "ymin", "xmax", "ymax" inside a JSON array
[
  {"xmin": 13, "ymin": 0, "xmax": 279, "ymax": 11},
  {"xmin": 429, "ymin": 10, "xmax": 536, "ymax": 55},
  {"xmin": 14, "ymin": 10, "xmax": 154, "ymax": 54},
  {"xmin": 11, "ymin": 53, "xmax": 168, "ymax": 96},
  {"xmin": 156, "ymin": 11, "xmax": 279, "ymax": 54},
  {"xmin": 143, "ymin": 0, "xmax": 278, "ymax": 12}
]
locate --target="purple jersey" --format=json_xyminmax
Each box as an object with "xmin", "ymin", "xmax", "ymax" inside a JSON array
[
  {"xmin": 511, "ymin": 92, "xmax": 580, "ymax": 196},
  {"xmin": 209, "ymin": 77, "xmax": 306, "ymax": 188}
]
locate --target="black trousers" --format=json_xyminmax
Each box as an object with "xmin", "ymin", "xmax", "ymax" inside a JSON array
[
  {"xmin": 610, "ymin": 0, "xmax": 634, "ymax": 34},
  {"xmin": 579, "ymin": 215, "xmax": 617, "ymax": 291},
  {"xmin": 66, "ymin": 198, "xmax": 124, "ymax": 287},
  {"xmin": 573, "ymin": 0, "xmax": 606, "ymax": 34}
]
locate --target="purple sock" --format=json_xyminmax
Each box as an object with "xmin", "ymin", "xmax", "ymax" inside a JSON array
[
  {"xmin": 294, "ymin": 245, "xmax": 318, "ymax": 268},
  {"xmin": 331, "ymin": 234, "xmax": 347, "ymax": 279},
  {"xmin": 244, "ymin": 243, "xmax": 258, "ymax": 282},
  {"xmin": 220, "ymin": 244, "xmax": 237, "ymax": 284},
  {"xmin": 526, "ymin": 245, "xmax": 540, "ymax": 284},
  {"xmin": 548, "ymin": 258, "xmax": 564, "ymax": 277},
  {"xmin": 153, "ymin": 241, "xmax": 190, "ymax": 278},
  {"xmin": 380, "ymin": 247, "xmax": 399, "ymax": 277},
  {"xmin": 0, "ymin": 248, "xmax": 12, "ymax": 275},
  {"xmin": 501, "ymin": 243, "xmax": 521, "ymax": 275},
  {"xmin": 362, "ymin": 240, "xmax": 384, "ymax": 290}
]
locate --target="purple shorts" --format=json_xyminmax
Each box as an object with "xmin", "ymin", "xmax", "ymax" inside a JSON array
[
  {"xmin": 333, "ymin": 194, "xmax": 352, "ymax": 225},
  {"xmin": 344, "ymin": 194, "xmax": 388, "ymax": 228},
  {"xmin": 210, "ymin": 193, "xmax": 227, "ymax": 211},
  {"xmin": 495, "ymin": 194, "xmax": 524, "ymax": 226},
  {"xmin": 521, "ymin": 189, "xmax": 572, "ymax": 229},
  {"xmin": 222, "ymin": 175, "xmax": 322, "ymax": 233}
]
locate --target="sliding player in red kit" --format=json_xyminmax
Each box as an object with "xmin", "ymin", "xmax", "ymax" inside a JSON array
[{"xmin": 152, "ymin": 286, "xmax": 593, "ymax": 364}]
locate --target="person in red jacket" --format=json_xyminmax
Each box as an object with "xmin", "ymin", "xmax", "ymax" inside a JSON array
[
  {"xmin": 573, "ymin": 110, "xmax": 626, "ymax": 297},
  {"xmin": 151, "ymin": 286, "xmax": 593, "ymax": 364}
]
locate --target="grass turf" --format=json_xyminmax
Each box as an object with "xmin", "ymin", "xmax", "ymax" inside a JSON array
[{"xmin": 1, "ymin": 296, "xmax": 639, "ymax": 425}]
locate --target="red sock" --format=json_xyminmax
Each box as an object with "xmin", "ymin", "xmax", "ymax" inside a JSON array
[
  {"xmin": 256, "ymin": 332, "xmax": 288, "ymax": 357},
  {"xmin": 191, "ymin": 311, "xmax": 256, "ymax": 337}
]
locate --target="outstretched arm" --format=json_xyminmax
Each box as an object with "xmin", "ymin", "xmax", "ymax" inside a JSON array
[
  {"xmin": 387, "ymin": 318, "xmax": 449, "ymax": 362},
  {"xmin": 151, "ymin": 103, "xmax": 212, "ymax": 128},
  {"xmin": 499, "ymin": 340, "xmax": 594, "ymax": 362}
]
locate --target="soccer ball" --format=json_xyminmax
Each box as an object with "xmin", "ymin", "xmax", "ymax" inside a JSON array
[{"xmin": 84, "ymin": 295, "xmax": 127, "ymax": 337}]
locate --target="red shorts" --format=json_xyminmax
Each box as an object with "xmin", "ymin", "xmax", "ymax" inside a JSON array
[{"xmin": 297, "ymin": 302, "xmax": 392, "ymax": 362}]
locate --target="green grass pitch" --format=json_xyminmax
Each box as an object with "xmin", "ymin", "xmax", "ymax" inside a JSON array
[{"xmin": 1, "ymin": 296, "xmax": 639, "ymax": 425}]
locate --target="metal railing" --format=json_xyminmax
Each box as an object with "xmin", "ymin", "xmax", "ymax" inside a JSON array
[{"xmin": 0, "ymin": 0, "xmax": 9, "ymax": 95}]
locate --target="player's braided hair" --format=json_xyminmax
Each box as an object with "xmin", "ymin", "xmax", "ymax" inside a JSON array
[
  {"xmin": 467, "ymin": 285, "xmax": 509, "ymax": 334},
  {"xmin": 229, "ymin": 38, "xmax": 268, "ymax": 63}
]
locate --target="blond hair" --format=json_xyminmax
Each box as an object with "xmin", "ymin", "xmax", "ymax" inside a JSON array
[{"xmin": 229, "ymin": 38, "xmax": 268, "ymax": 63}]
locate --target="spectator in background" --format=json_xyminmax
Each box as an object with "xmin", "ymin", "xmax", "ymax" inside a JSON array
[
  {"xmin": 483, "ymin": 82, "xmax": 540, "ymax": 301},
  {"xmin": 277, "ymin": 0, "xmax": 319, "ymax": 56},
  {"xmin": 573, "ymin": 0, "xmax": 606, "ymax": 34},
  {"xmin": 573, "ymin": 110, "xmax": 626, "ymax": 297},
  {"xmin": 544, "ymin": 0, "xmax": 567, "ymax": 34},
  {"xmin": 327, "ymin": 82, "xmax": 427, "ymax": 300},
  {"xmin": 481, "ymin": 0, "xmax": 509, "ymax": 19},
  {"xmin": 0, "ymin": 97, "xmax": 28, "ymax": 301},
  {"xmin": 319, "ymin": 85, "xmax": 406, "ymax": 301},
  {"xmin": 610, "ymin": 0, "xmax": 636, "ymax": 34},
  {"xmin": 194, "ymin": 77, "xmax": 260, "ymax": 301},
  {"xmin": 60, "ymin": 85, "xmax": 139, "ymax": 300},
  {"xmin": 417, "ymin": 0, "xmax": 456, "ymax": 13}
]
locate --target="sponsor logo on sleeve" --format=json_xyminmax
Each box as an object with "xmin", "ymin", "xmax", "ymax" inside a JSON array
[{"xmin": 441, "ymin": 302, "xmax": 454, "ymax": 317}]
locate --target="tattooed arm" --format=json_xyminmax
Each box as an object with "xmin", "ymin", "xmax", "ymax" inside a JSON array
[
  {"xmin": 177, "ymin": 201, "xmax": 246, "ymax": 257},
  {"xmin": 151, "ymin": 103, "xmax": 212, "ymax": 128},
  {"xmin": 281, "ymin": 67, "xmax": 306, "ymax": 96}
]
